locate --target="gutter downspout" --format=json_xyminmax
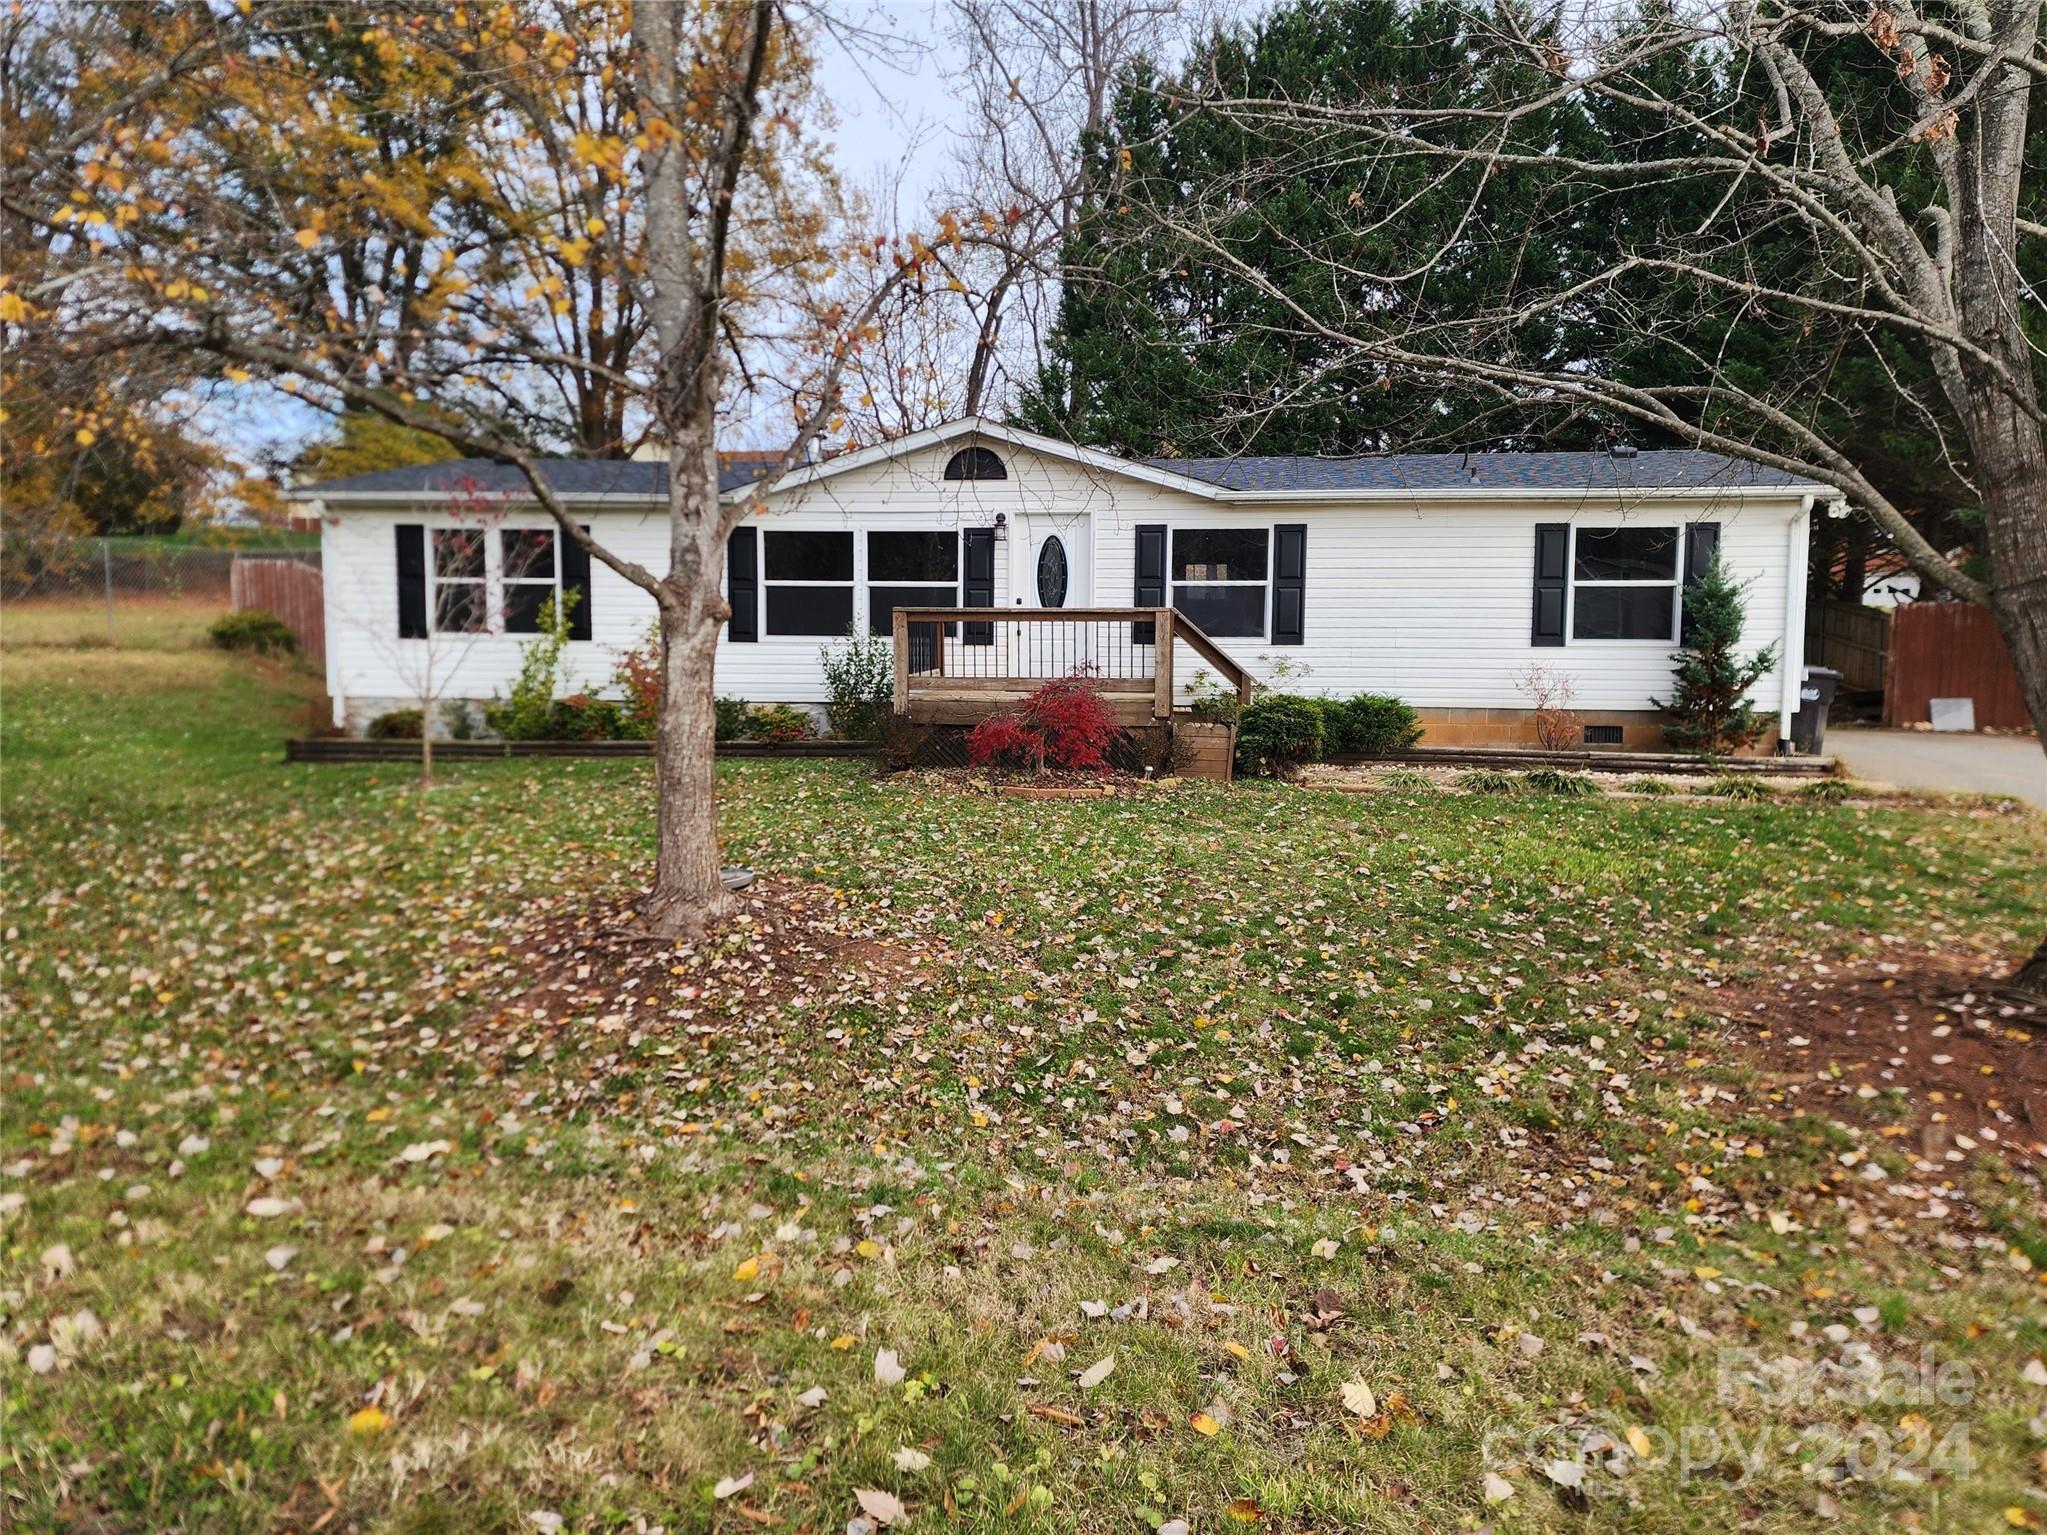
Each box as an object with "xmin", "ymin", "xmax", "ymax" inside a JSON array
[{"xmin": 1778, "ymin": 496, "xmax": 1816, "ymax": 748}]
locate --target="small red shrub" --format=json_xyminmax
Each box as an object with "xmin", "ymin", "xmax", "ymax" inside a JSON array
[
  {"xmin": 1021, "ymin": 675, "xmax": 1117, "ymax": 772},
  {"xmin": 965, "ymin": 674, "xmax": 1118, "ymax": 775}
]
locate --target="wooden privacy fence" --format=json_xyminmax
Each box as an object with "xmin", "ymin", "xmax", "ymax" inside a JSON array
[
  {"xmin": 1884, "ymin": 601, "xmax": 2027, "ymax": 729},
  {"xmin": 1805, "ymin": 599, "xmax": 1888, "ymax": 693},
  {"xmin": 231, "ymin": 557, "xmax": 324, "ymax": 665}
]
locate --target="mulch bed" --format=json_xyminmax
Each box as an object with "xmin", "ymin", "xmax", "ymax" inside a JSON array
[{"xmin": 1711, "ymin": 950, "xmax": 2045, "ymax": 1161}]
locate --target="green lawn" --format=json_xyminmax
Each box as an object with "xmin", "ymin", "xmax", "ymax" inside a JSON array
[{"xmin": 3, "ymin": 647, "xmax": 2044, "ymax": 1534}]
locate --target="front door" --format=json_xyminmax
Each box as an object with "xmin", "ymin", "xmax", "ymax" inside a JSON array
[{"xmin": 1010, "ymin": 514, "xmax": 1091, "ymax": 676}]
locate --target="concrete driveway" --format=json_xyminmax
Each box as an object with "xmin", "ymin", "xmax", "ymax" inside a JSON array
[{"xmin": 1827, "ymin": 725, "xmax": 2046, "ymax": 808}]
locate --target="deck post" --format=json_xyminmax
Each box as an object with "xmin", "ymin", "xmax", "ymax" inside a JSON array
[
  {"xmin": 892, "ymin": 608, "xmax": 909, "ymax": 715},
  {"xmin": 1153, "ymin": 607, "xmax": 1174, "ymax": 719}
]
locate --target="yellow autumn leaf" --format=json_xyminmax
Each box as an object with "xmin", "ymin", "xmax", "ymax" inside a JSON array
[
  {"xmin": 347, "ymin": 1406, "xmax": 389, "ymax": 1435},
  {"xmin": 1190, "ymin": 1413, "xmax": 1221, "ymax": 1436},
  {"xmin": 1223, "ymin": 1341, "xmax": 1251, "ymax": 1361},
  {"xmin": 731, "ymin": 1256, "xmax": 760, "ymax": 1282},
  {"xmin": 75, "ymin": 428, "xmax": 96, "ymax": 447},
  {"xmin": 830, "ymin": 1334, "xmax": 855, "ymax": 1350},
  {"xmin": 223, "ymin": 367, "xmax": 251, "ymax": 384},
  {"xmin": 855, "ymin": 1238, "xmax": 881, "ymax": 1259},
  {"xmin": 365, "ymin": 1107, "xmax": 391, "ymax": 1123},
  {"xmin": 295, "ymin": 228, "xmax": 319, "ymax": 249},
  {"xmin": 1625, "ymin": 1425, "xmax": 1652, "ymax": 1458}
]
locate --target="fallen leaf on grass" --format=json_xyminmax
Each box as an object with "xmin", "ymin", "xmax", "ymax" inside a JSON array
[
  {"xmin": 731, "ymin": 1256, "xmax": 760, "ymax": 1283},
  {"xmin": 1482, "ymin": 1472, "xmax": 1515, "ymax": 1503},
  {"xmin": 891, "ymin": 1448, "xmax": 931, "ymax": 1472},
  {"xmin": 347, "ymin": 1406, "xmax": 390, "ymax": 1435},
  {"xmin": 1078, "ymin": 1355, "xmax": 1115, "ymax": 1390},
  {"xmin": 245, "ymin": 1197, "xmax": 296, "ymax": 1219},
  {"xmin": 855, "ymin": 1487, "xmax": 905, "ymax": 1525},
  {"xmin": 1190, "ymin": 1413, "xmax": 1221, "ymax": 1436},
  {"xmin": 1340, "ymin": 1380, "xmax": 1377, "ymax": 1417},
  {"xmin": 396, "ymin": 1140, "xmax": 451, "ymax": 1164},
  {"xmin": 713, "ymin": 1471, "xmax": 755, "ymax": 1499},
  {"xmin": 874, "ymin": 1347, "xmax": 906, "ymax": 1386}
]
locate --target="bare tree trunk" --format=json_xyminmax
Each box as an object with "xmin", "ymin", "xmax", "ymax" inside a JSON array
[{"xmin": 644, "ymin": 603, "xmax": 732, "ymax": 939}]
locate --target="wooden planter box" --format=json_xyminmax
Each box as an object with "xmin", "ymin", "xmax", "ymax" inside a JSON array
[{"xmin": 1174, "ymin": 719, "xmax": 1236, "ymax": 782}]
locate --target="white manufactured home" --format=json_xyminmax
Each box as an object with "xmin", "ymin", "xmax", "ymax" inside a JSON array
[{"xmin": 297, "ymin": 417, "xmax": 1830, "ymax": 751}]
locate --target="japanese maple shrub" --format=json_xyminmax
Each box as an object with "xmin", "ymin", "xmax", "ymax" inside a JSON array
[{"xmin": 966, "ymin": 674, "xmax": 1119, "ymax": 774}]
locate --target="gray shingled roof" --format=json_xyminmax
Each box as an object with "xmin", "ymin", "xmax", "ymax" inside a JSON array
[
  {"xmin": 1143, "ymin": 449, "xmax": 1811, "ymax": 493},
  {"xmin": 301, "ymin": 446, "xmax": 1812, "ymax": 500},
  {"xmin": 298, "ymin": 457, "xmax": 775, "ymax": 497}
]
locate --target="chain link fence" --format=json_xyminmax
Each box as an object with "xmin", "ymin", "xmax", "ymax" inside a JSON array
[{"xmin": 2, "ymin": 537, "xmax": 321, "ymax": 649}]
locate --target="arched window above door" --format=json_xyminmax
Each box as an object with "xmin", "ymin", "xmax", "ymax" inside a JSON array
[{"xmin": 943, "ymin": 446, "xmax": 1007, "ymax": 481}]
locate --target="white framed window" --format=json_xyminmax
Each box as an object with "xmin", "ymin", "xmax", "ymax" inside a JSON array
[
  {"xmin": 431, "ymin": 527, "xmax": 488, "ymax": 634},
  {"xmin": 866, "ymin": 530, "xmax": 958, "ymax": 637},
  {"xmin": 1571, "ymin": 526, "xmax": 1679, "ymax": 641},
  {"xmin": 501, "ymin": 527, "xmax": 561, "ymax": 633},
  {"xmin": 763, "ymin": 530, "xmax": 855, "ymax": 636},
  {"xmin": 1171, "ymin": 526, "xmax": 1268, "ymax": 638}
]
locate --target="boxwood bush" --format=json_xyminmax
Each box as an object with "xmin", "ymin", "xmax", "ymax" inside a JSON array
[
  {"xmin": 1235, "ymin": 694, "xmax": 1324, "ymax": 777},
  {"xmin": 208, "ymin": 610, "xmax": 298, "ymax": 656},
  {"xmin": 1320, "ymin": 693, "xmax": 1422, "ymax": 755}
]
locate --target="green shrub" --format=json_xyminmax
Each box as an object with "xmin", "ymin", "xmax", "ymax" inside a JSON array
[
  {"xmin": 1457, "ymin": 768, "xmax": 1521, "ymax": 794},
  {"xmin": 819, "ymin": 627, "xmax": 895, "ymax": 739},
  {"xmin": 746, "ymin": 704, "xmax": 814, "ymax": 745},
  {"xmin": 1708, "ymin": 774, "xmax": 1773, "ymax": 802},
  {"xmin": 1235, "ymin": 693, "xmax": 1323, "ymax": 777},
  {"xmin": 1801, "ymin": 777, "xmax": 1854, "ymax": 802},
  {"xmin": 542, "ymin": 694, "xmax": 625, "ymax": 741},
  {"xmin": 1523, "ymin": 767, "xmax": 1602, "ymax": 797},
  {"xmin": 208, "ymin": 609, "xmax": 297, "ymax": 656},
  {"xmin": 1623, "ymin": 776, "xmax": 1677, "ymax": 795},
  {"xmin": 1186, "ymin": 668, "xmax": 1243, "ymax": 723},
  {"xmin": 715, "ymin": 696, "xmax": 750, "ymax": 742},
  {"xmin": 1323, "ymin": 693, "xmax": 1423, "ymax": 755},
  {"xmin": 1654, "ymin": 554, "xmax": 1776, "ymax": 753},
  {"xmin": 366, "ymin": 708, "xmax": 423, "ymax": 740},
  {"xmin": 485, "ymin": 593, "xmax": 577, "ymax": 740}
]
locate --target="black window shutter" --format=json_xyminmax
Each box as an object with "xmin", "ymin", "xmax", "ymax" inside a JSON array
[
  {"xmin": 1681, "ymin": 521, "xmax": 1721, "ymax": 644},
  {"xmin": 395, "ymin": 524, "xmax": 427, "ymax": 638},
  {"xmin": 1271, "ymin": 523, "xmax": 1306, "ymax": 645},
  {"xmin": 726, "ymin": 526, "xmax": 758, "ymax": 642},
  {"xmin": 1133, "ymin": 523, "xmax": 1166, "ymax": 644},
  {"xmin": 962, "ymin": 526, "xmax": 995, "ymax": 645},
  {"xmin": 562, "ymin": 525, "xmax": 593, "ymax": 640},
  {"xmin": 1531, "ymin": 523, "xmax": 1569, "ymax": 646}
]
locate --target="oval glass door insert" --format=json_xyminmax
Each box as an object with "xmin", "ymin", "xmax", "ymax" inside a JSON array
[{"xmin": 1036, "ymin": 536, "xmax": 1069, "ymax": 607}]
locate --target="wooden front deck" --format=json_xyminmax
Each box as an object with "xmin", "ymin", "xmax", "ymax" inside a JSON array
[{"xmin": 889, "ymin": 606, "xmax": 1253, "ymax": 728}]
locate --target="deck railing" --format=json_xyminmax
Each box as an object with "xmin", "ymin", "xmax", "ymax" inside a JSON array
[{"xmin": 890, "ymin": 606, "xmax": 1254, "ymax": 725}]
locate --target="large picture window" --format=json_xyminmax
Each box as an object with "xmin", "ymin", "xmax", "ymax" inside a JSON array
[
  {"xmin": 1171, "ymin": 527, "xmax": 1268, "ymax": 638},
  {"xmin": 764, "ymin": 530, "xmax": 855, "ymax": 636},
  {"xmin": 866, "ymin": 530, "xmax": 958, "ymax": 637},
  {"xmin": 431, "ymin": 528, "xmax": 487, "ymax": 633},
  {"xmin": 1572, "ymin": 527, "xmax": 1677, "ymax": 641},
  {"xmin": 501, "ymin": 528, "xmax": 560, "ymax": 633}
]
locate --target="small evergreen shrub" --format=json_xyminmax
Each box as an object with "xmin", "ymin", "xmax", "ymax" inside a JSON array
[
  {"xmin": 1324, "ymin": 693, "xmax": 1423, "ymax": 755},
  {"xmin": 1708, "ymin": 774, "xmax": 1773, "ymax": 802},
  {"xmin": 1655, "ymin": 555, "xmax": 1776, "ymax": 753},
  {"xmin": 1523, "ymin": 767, "xmax": 1602, "ymax": 796},
  {"xmin": 1235, "ymin": 694, "xmax": 1324, "ymax": 777},
  {"xmin": 715, "ymin": 696, "xmax": 750, "ymax": 742},
  {"xmin": 819, "ymin": 627, "xmax": 895, "ymax": 739},
  {"xmin": 366, "ymin": 708, "xmax": 423, "ymax": 740},
  {"xmin": 208, "ymin": 609, "xmax": 297, "ymax": 656},
  {"xmin": 543, "ymin": 694, "xmax": 624, "ymax": 741},
  {"xmin": 746, "ymin": 704, "xmax": 814, "ymax": 745},
  {"xmin": 1458, "ymin": 767, "xmax": 1521, "ymax": 794}
]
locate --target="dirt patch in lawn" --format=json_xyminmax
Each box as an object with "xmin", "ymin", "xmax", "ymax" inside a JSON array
[{"xmin": 1710, "ymin": 950, "xmax": 2045, "ymax": 1161}]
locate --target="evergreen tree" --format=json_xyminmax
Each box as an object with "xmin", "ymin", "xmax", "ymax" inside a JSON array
[{"xmin": 1653, "ymin": 558, "xmax": 1777, "ymax": 754}]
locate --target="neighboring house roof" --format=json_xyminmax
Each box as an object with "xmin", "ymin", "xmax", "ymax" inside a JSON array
[{"xmin": 295, "ymin": 417, "xmax": 1829, "ymax": 504}]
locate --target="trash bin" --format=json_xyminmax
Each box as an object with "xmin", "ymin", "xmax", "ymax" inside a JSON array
[{"xmin": 1791, "ymin": 666, "xmax": 1842, "ymax": 755}]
